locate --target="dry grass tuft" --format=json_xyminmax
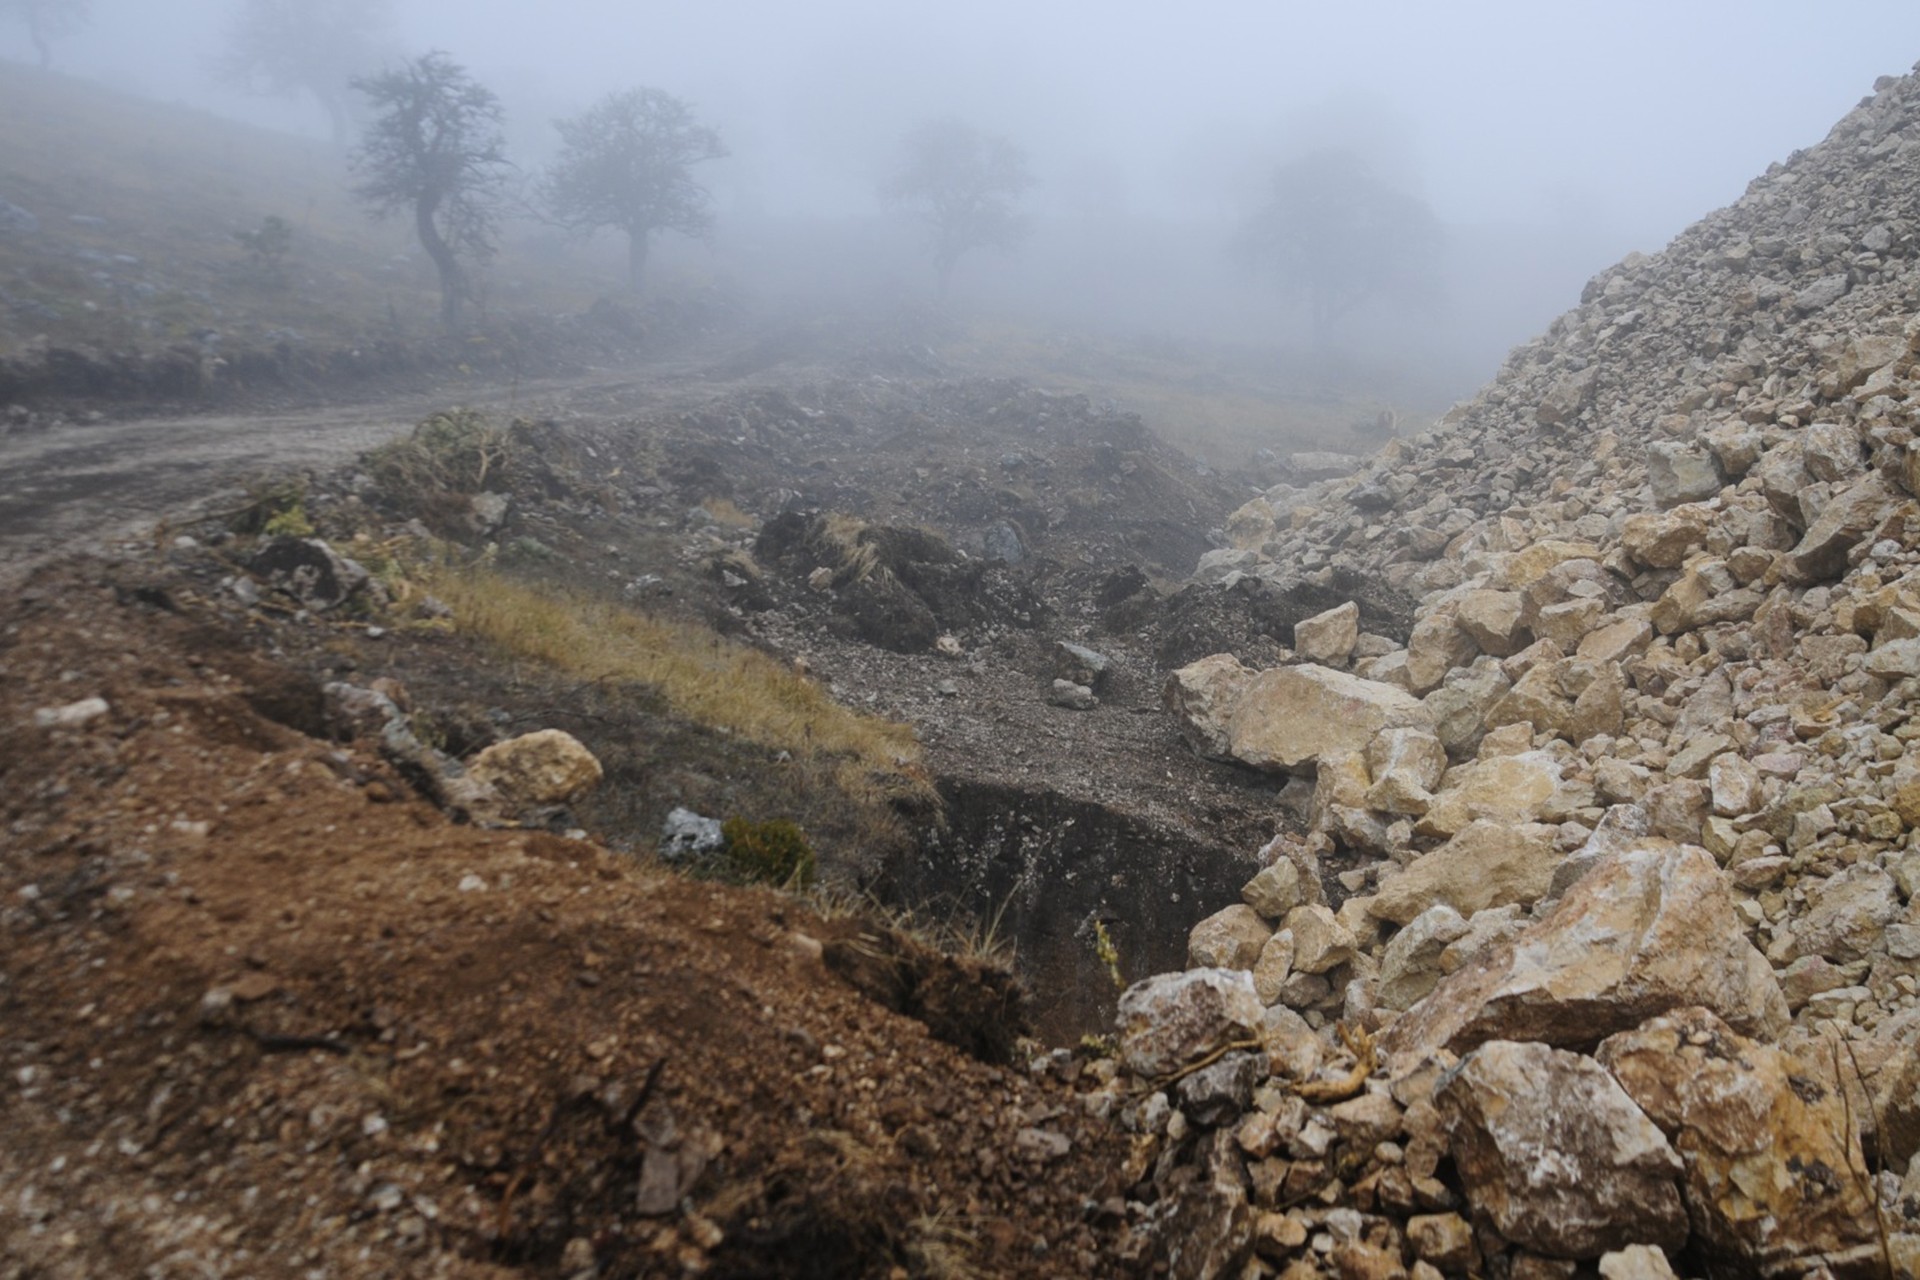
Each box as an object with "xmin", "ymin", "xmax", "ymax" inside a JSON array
[
  {"xmin": 427, "ymin": 567, "xmax": 934, "ymax": 817},
  {"xmin": 699, "ymin": 497, "xmax": 758, "ymax": 530}
]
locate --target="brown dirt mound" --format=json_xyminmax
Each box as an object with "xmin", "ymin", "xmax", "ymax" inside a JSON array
[{"xmin": 0, "ymin": 560, "xmax": 1142, "ymax": 1279}]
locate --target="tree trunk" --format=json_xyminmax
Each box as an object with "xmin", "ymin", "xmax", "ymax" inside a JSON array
[
  {"xmin": 414, "ymin": 194, "xmax": 466, "ymax": 333},
  {"xmin": 627, "ymin": 230, "xmax": 649, "ymax": 295},
  {"xmin": 315, "ymin": 86, "xmax": 353, "ymax": 151}
]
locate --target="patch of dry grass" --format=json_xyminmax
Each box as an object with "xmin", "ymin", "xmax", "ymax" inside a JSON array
[{"xmin": 427, "ymin": 567, "xmax": 933, "ymax": 816}]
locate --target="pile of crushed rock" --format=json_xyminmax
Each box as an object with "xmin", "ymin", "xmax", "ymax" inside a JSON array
[{"xmin": 1099, "ymin": 62, "xmax": 1920, "ymax": 1280}]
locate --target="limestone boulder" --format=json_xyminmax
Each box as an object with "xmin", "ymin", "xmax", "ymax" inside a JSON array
[
  {"xmin": 1242, "ymin": 858, "xmax": 1309, "ymax": 922},
  {"xmin": 1225, "ymin": 664, "xmax": 1434, "ymax": 773},
  {"xmin": 1293, "ymin": 600, "xmax": 1360, "ymax": 666},
  {"xmin": 1423, "ymin": 659, "xmax": 1512, "ymax": 759},
  {"xmin": 1116, "ymin": 968, "xmax": 1264, "ymax": 1078},
  {"xmin": 1621, "ymin": 507, "xmax": 1712, "ymax": 569},
  {"xmin": 1439, "ymin": 1040, "xmax": 1686, "ymax": 1259},
  {"xmin": 1780, "ymin": 863, "xmax": 1902, "ymax": 964},
  {"xmin": 1406, "ymin": 610, "xmax": 1479, "ymax": 695},
  {"xmin": 1188, "ymin": 904, "xmax": 1272, "ymax": 970},
  {"xmin": 1382, "ymin": 843, "xmax": 1790, "ymax": 1063},
  {"xmin": 1455, "ymin": 589, "xmax": 1530, "ymax": 657},
  {"xmin": 1597, "ymin": 1007, "xmax": 1883, "ymax": 1278},
  {"xmin": 1370, "ymin": 820, "xmax": 1562, "ymax": 926},
  {"xmin": 1282, "ymin": 904, "xmax": 1355, "ymax": 975},
  {"xmin": 1377, "ymin": 905, "xmax": 1470, "ymax": 1011},
  {"xmin": 1417, "ymin": 751, "xmax": 1564, "ymax": 839},
  {"xmin": 1647, "ymin": 442, "xmax": 1724, "ymax": 508},
  {"xmin": 1364, "ymin": 726, "xmax": 1448, "ymax": 816},
  {"xmin": 1164, "ymin": 653, "xmax": 1254, "ymax": 761},
  {"xmin": 467, "ymin": 729, "xmax": 605, "ymax": 811},
  {"xmin": 1775, "ymin": 471, "xmax": 1907, "ymax": 586}
]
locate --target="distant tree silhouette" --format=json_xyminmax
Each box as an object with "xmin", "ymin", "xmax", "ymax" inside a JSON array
[
  {"xmin": 351, "ymin": 53, "xmax": 510, "ymax": 333},
  {"xmin": 540, "ymin": 88, "xmax": 727, "ymax": 295},
  {"xmin": 2, "ymin": 0, "xmax": 88, "ymax": 70},
  {"xmin": 881, "ymin": 119, "xmax": 1034, "ymax": 299},
  {"xmin": 1237, "ymin": 150, "xmax": 1443, "ymax": 346},
  {"xmin": 217, "ymin": 0, "xmax": 391, "ymax": 148}
]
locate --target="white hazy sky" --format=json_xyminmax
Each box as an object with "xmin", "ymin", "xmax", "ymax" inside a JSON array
[{"xmin": 14, "ymin": 0, "xmax": 1920, "ymax": 245}]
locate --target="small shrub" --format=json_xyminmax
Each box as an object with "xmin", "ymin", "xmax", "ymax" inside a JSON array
[
  {"xmin": 229, "ymin": 478, "xmax": 310, "ymax": 536},
  {"xmin": 262, "ymin": 502, "xmax": 314, "ymax": 538},
  {"xmin": 365, "ymin": 408, "xmax": 511, "ymax": 512},
  {"xmin": 720, "ymin": 817, "xmax": 816, "ymax": 888},
  {"xmin": 233, "ymin": 215, "xmax": 293, "ymax": 277}
]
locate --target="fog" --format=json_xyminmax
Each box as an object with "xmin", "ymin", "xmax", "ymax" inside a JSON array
[{"xmin": 12, "ymin": 0, "xmax": 1920, "ymax": 388}]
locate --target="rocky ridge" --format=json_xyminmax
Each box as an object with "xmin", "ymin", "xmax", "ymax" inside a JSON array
[{"xmin": 1113, "ymin": 64, "xmax": 1920, "ymax": 1279}]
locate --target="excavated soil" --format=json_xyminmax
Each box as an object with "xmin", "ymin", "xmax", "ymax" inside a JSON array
[{"xmin": 0, "ymin": 560, "xmax": 1148, "ymax": 1279}]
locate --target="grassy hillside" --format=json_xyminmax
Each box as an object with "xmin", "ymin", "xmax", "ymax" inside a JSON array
[{"xmin": 0, "ymin": 68, "xmax": 615, "ymax": 358}]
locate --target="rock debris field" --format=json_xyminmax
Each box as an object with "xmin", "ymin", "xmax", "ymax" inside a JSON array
[{"xmin": 11, "ymin": 56, "xmax": 1920, "ymax": 1280}]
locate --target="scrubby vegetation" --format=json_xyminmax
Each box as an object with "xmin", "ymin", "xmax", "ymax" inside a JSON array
[{"xmin": 719, "ymin": 816, "xmax": 817, "ymax": 888}]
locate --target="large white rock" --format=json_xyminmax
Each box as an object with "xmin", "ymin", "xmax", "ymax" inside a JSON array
[
  {"xmin": 1369, "ymin": 820, "xmax": 1562, "ymax": 926},
  {"xmin": 1293, "ymin": 600, "xmax": 1360, "ymax": 665},
  {"xmin": 1225, "ymin": 664, "xmax": 1434, "ymax": 773},
  {"xmin": 1163, "ymin": 653, "xmax": 1255, "ymax": 761},
  {"xmin": 1439, "ymin": 1040, "xmax": 1686, "ymax": 1259},
  {"xmin": 1382, "ymin": 842, "xmax": 1790, "ymax": 1063},
  {"xmin": 1116, "ymin": 968, "xmax": 1264, "ymax": 1078},
  {"xmin": 1598, "ymin": 1007, "xmax": 1884, "ymax": 1277}
]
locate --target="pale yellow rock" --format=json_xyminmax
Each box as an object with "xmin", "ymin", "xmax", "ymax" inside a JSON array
[
  {"xmin": 1187, "ymin": 903, "xmax": 1272, "ymax": 970},
  {"xmin": 1370, "ymin": 820, "xmax": 1562, "ymax": 926},
  {"xmin": 468, "ymin": 729, "xmax": 605, "ymax": 809},
  {"xmin": 1533, "ymin": 597, "xmax": 1606, "ymax": 650},
  {"xmin": 1578, "ymin": 617, "xmax": 1654, "ymax": 664},
  {"xmin": 1620, "ymin": 507, "xmax": 1712, "ymax": 569},
  {"xmin": 1283, "ymin": 904, "xmax": 1355, "ymax": 974},
  {"xmin": 1225, "ymin": 497, "xmax": 1278, "ymax": 550},
  {"xmin": 1382, "ymin": 842, "xmax": 1791, "ymax": 1062},
  {"xmin": 1708, "ymin": 753, "xmax": 1761, "ymax": 817},
  {"xmin": 1495, "ymin": 540, "xmax": 1605, "ymax": 592},
  {"xmin": 1164, "ymin": 653, "xmax": 1255, "ymax": 761},
  {"xmin": 1455, "ymin": 589, "xmax": 1530, "ymax": 657},
  {"xmin": 1418, "ymin": 751, "xmax": 1565, "ymax": 839},
  {"xmin": 1599, "ymin": 1008, "xmax": 1882, "ymax": 1275},
  {"xmin": 1293, "ymin": 600, "xmax": 1361, "ymax": 665},
  {"xmin": 1364, "ymin": 727, "xmax": 1448, "ymax": 816},
  {"xmin": 1406, "ymin": 611, "xmax": 1478, "ymax": 695},
  {"xmin": 1226, "ymin": 664, "xmax": 1434, "ymax": 773},
  {"xmin": 1251, "ymin": 929, "xmax": 1296, "ymax": 1004}
]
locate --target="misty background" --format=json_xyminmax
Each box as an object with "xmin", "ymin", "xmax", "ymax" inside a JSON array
[{"xmin": 9, "ymin": 0, "xmax": 1920, "ymax": 403}]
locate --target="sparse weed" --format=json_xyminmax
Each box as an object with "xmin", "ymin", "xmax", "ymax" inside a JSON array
[
  {"xmin": 700, "ymin": 496, "xmax": 757, "ymax": 530},
  {"xmin": 229, "ymin": 478, "xmax": 311, "ymax": 537},
  {"xmin": 1092, "ymin": 919, "xmax": 1125, "ymax": 991}
]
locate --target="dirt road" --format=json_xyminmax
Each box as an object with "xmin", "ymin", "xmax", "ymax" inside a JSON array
[{"xmin": 0, "ymin": 332, "xmax": 823, "ymax": 586}]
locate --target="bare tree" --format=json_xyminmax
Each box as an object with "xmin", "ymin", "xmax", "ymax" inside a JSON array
[
  {"xmin": 351, "ymin": 52, "xmax": 510, "ymax": 333},
  {"xmin": 217, "ymin": 0, "xmax": 391, "ymax": 148},
  {"xmin": 540, "ymin": 88, "xmax": 726, "ymax": 295},
  {"xmin": 880, "ymin": 118, "xmax": 1033, "ymax": 299},
  {"xmin": 1, "ymin": 0, "xmax": 88, "ymax": 70},
  {"xmin": 1236, "ymin": 150, "xmax": 1443, "ymax": 347}
]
